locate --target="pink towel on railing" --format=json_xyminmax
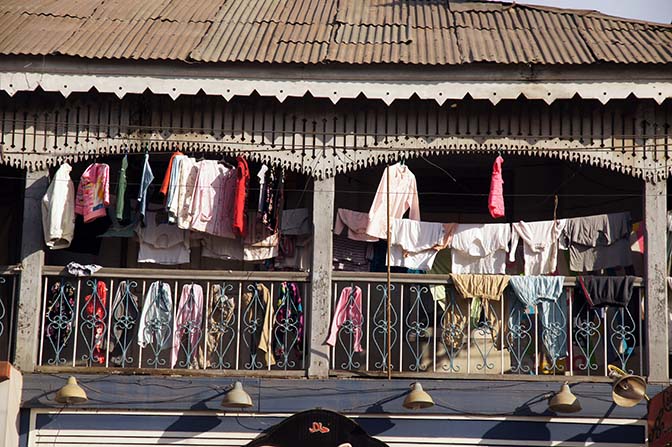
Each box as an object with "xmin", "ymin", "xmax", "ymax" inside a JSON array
[
  {"xmin": 488, "ymin": 156, "xmax": 505, "ymax": 219},
  {"xmin": 326, "ymin": 286, "xmax": 364, "ymax": 352},
  {"xmin": 172, "ymin": 284, "xmax": 204, "ymax": 368}
]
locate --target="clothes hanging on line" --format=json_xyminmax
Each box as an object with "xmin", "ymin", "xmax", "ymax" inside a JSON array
[
  {"xmin": 510, "ymin": 219, "xmax": 567, "ymax": 275},
  {"xmin": 275, "ymin": 235, "xmax": 312, "ymax": 271},
  {"xmin": 201, "ymin": 234, "xmax": 244, "ymax": 260},
  {"xmin": 244, "ymin": 211, "xmax": 280, "ymax": 261},
  {"xmin": 256, "ymin": 165, "xmax": 269, "ymax": 211},
  {"xmin": 165, "ymin": 154, "xmax": 187, "ymax": 224},
  {"xmin": 451, "ymin": 223, "xmax": 510, "ymax": 274},
  {"xmin": 488, "ymin": 155, "xmax": 505, "ymax": 219},
  {"xmin": 233, "ymin": 156, "xmax": 250, "ymax": 237},
  {"xmin": 137, "ymin": 211, "xmax": 190, "ymax": 265},
  {"xmin": 333, "ymin": 234, "xmax": 370, "ymax": 272},
  {"xmin": 75, "ymin": 162, "xmax": 110, "ymax": 223},
  {"xmin": 42, "ymin": 163, "xmax": 76, "ymax": 250},
  {"xmin": 259, "ymin": 167, "xmax": 284, "ymax": 232},
  {"xmin": 575, "ymin": 276, "xmax": 636, "ymax": 308},
  {"xmin": 189, "ymin": 159, "xmax": 237, "ymax": 238},
  {"xmin": 334, "ymin": 208, "xmax": 379, "ymax": 242},
  {"xmin": 175, "ymin": 156, "xmax": 198, "ymax": 230},
  {"xmin": 366, "ymin": 163, "xmax": 421, "ymax": 239},
  {"xmin": 160, "ymin": 151, "xmax": 184, "ymax": 197},
  {"xmin": 171, "ymin": 283, "xmax": 204, "ymax": 368},
  {"xmin": 388, "ymin": 219, "xmax": 455, "ymax": 271},
  {"xmin": 326, "ymin": 285, "xmax": 364, "ymax": 353},
  {"xmin": 508, "ymin": 276, "xmax": 567, "ymax": 367},
  {"xmin": 137, "ymin": 281, "xmax": 173, "ymax": 350},
  {"xmin": 562, "ymin": 212, "xmax": 633, "ymax": 272},
  {"xmin": 429, "ymin": 248, "xmax": 452, "ymax": 307},
  {"xmin": 281, "ymin": 208, "xmax": 311, "ymax": 236},
  {"xmin": 137, "ymin": 154, "xmax": 154, "ymax": 224},
  {"xmin": 115, "ymin": 154, "xmax": 130, "ymax": 223}
]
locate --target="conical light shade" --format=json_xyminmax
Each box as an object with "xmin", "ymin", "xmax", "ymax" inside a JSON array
[
  {"xmin": 403, "ymin": 382, "xmax": 434, "ymax": 410},
  {"xmin": 548, "ymin": 382, "xmax": 581, "ymax": 413},
  {"xmin": 612, "ymin": 375, "xmax": 648, "ymax": 407},
  {"xmin": 55, "ymin": 376, "xmax": 88, "ymax": 404},
  {"xmin": 221, "ymin": 381, "xmax": 253, "ymax": 408}
]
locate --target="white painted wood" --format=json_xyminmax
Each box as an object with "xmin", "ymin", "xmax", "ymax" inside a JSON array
[
  {"xmin": 307, "ymin": 177, "xmax": 335, "ymax": 378},
  {"xmin": 644, "ymin": 179, "xmax": 669, "ymax": 383},
  {"xmin": 14, "ymin": 170, "xmax": 48, "ymax": 372}
]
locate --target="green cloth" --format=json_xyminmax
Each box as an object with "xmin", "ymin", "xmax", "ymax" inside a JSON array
[
  {"xmin": 429, "ymin": 248, "xmax": 451, "ymax": 309},
  {"xmin": 115, "ymin": 154, "xmax": 128, "ymax": 221}
]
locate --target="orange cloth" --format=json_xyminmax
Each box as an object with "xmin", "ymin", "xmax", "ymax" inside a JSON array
[{"xmin": 160, "ymin": 151, "xmax": 183, "ymax": 196}]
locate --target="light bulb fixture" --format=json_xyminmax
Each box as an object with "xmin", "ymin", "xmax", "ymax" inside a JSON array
[
  {"xmin": 548, "ymin": 382, "xmax": 581, "ymax": 413},
  {"xmin": 402, "ymin": 382, "xmax": 434, "ymax": 410},
  {"xmin": 221, "ymin": 381, "xmax": 253, "ymax": 408},
  {"xmin": 55, "ymin": 376, "xmax": 88, "ymax": 405}
]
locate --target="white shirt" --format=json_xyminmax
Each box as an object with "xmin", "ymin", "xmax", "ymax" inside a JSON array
[
  {"xmin": 137, "ymin": 212, "xmax": 190, "ymax": 265},
  {"xmin": 42, "ymin": 163, "xmax": 75, "ymax": 249},
  {"xmin": 510, "ymin": 219, "xmax": 567, "ymax": 275},
  {"xmin": 451, "ymin": 223, "xmax": 510, "ymax": 274},
  {"xmin": 366, "ymin": 163, "xmax": 421, "ymax": 239},
  {"xmin": 389, "ymin": 219, "xmax": 446, "ymax": 271}
]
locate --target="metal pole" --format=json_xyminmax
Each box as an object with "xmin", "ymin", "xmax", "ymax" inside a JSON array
[{"xmin": 386, "ymin": 165, "xmax": 392, "ymax": 380}]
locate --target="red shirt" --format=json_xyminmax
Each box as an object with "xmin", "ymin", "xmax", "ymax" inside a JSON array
[{"xmin": 233, "ymin": 156, "xmax": 250, "ymax": 236}]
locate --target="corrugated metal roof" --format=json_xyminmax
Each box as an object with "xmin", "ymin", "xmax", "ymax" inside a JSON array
[{"xmin": 0, "ymin": 0, "xmax": 670, "ymax": 65}]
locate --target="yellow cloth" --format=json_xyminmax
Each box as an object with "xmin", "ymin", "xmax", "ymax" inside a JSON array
[
  {"xmin": 243, "ymin": 283, "xmax": 275, "ymax": 366},
  {"xmin": 450, "ymin": 274, "xmax": 510, "ymax": 347}
]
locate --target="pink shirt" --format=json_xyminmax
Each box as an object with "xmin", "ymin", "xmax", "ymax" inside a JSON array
[
  {"xmin": 488, "ymin": 156, "xmax": 505, "ymax": 219},
  {"xmin": 75, "ymin": 163, "xmax": 110, "ymax": 223},
  {"xmin": 366, "ymin": 163, "xmax": 420, "ymax": 239},
  {"xmin": 189, "ymin": 160, "xmax": 236, "ymax": 237}
]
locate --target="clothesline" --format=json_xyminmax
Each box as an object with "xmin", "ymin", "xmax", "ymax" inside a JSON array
[{"xmin": 25, "ymin": 177, "xmax": 648, "ymax": 198}]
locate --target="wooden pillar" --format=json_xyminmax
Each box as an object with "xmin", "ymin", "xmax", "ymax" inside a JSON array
[
  {"xmin": 308, "ymin": 177, "xmax": 335, "ymax": 378},
  {"xmin": 14, "ymin": 170, "xmax": 48, "ymax": 372},
  {"xmin": 644, "ymin": 179, "xmax": 668, "ymax": 383}
]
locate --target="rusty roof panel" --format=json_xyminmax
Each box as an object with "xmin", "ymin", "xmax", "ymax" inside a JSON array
[
  {"xmin": 0, "ymin": 0, "xmax": 670, "ymax": 65},
  {"xmin": 157, "ymin": 0, "xmax": 226, "ymax": 23},
  {"xmin": 577, "ymin": 15, "xmax": 672, "ymax": 64},
  {"xmin": 90, "ymin": 0, "xmax": 172, "ymax": 21},
  {"xmin": 57, "ymin": 18, "xmax": 210, "ymax": 60},
  {"xmin": 0, "ymin": 12, "xmax": 83, "ymax": 55},
  {"xmin": 453, "ymin": 7, "xmax": 595, "ymax": 64},
  {"xmin": 0, "ymin": 0, "xmax": 101, "ymax": 18},
  {"xmin": 191, "ymin": 21, "xmax": 329, "ymax": 63}
]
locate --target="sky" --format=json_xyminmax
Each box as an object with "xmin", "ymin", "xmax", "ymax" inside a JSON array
[{"xmin": 514, "ymin": 0, "xmax": 672, "ymax": 24}]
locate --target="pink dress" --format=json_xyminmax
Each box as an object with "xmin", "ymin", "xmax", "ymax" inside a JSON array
[
  {"xmin": 488, "ymin": 156, "xmax": 505, "ymax": 219},
  {"xmin": 75, "ymin": 163, "xmax": 110, "ymax": 223}
]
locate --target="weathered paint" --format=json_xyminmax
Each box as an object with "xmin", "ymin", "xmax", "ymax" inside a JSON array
[
  {"xmin": 644, "ymin": 179, "xmax": 669, "ymax": 383},
  {"xmin": 14, "ymin": 170, "xmax": 47, "ymax": 372},
  {"xmin": 308, "ymin": 177, "xmax": 335, "ymax": 378}
]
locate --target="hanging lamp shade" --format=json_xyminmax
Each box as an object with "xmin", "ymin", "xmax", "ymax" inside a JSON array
[
  {"xmin": 55, "ymin": 376, "xmax": 88, "ymax": 404},
  {"xmin": 548, "ymin": 382, "xmax": 582, "ymax": 413},
  {"xmin": 402, "ymin": 382, "xmax": 434, "ymax": 410},
  {"xmin": 221, "ymin": 381, "xmax": 253, "ymax": 408}
]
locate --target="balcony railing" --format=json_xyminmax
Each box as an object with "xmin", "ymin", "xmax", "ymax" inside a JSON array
[
  {"xmin": 330, "ymin": 272, "xmax": 645, "ymax": 378},
  {"xmin": 38, "ymin": 266, "xmax": 309, "ymax": 374},
  {"xmin": 0, "ymin": 266, "xmax": 19, "ymax": 362}
]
